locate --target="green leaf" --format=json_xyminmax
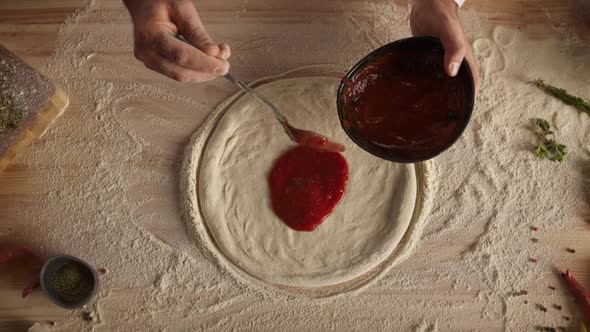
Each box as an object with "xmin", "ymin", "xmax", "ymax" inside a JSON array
[
  {"xmin": 536, "ymin": 118, "xmax": 551, "ymax": 131},
  {"xmin": 549, "ymin": 154, "xmax": 564, "ymax": 163},
  {"xmin": 531, "ymin": 117, "xmax": 567, "ymax": 163},
  {"xmin": 534, "ymin": 145, "xmax": 546, "ymax": 158},
  {"xmin": 532, "ymin": 79, "xmax": 590, "ymax": 116}
]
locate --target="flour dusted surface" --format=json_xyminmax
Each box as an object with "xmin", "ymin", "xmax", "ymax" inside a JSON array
[{"xmin": 1, "ymin": 0, "xmax": 588, "ymax": 330}]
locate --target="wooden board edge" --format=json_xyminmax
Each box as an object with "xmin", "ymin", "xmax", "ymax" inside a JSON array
[{"xmin": 0, "ymin": 87, "xmax": 69, "ymax": 173}]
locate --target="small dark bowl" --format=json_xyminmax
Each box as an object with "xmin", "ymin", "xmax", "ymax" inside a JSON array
[
  {"xmin": 337, "ymin": 37, "xmax": 475, "ymax": 163},
  {"xmin": 40, "ymin": 255, "xmax": 98, "ymax": 309}
]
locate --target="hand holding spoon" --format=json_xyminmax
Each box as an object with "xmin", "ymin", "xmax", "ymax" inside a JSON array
[
  {"xmin": 174, "ymin": 35, "xmax": 344, "ymax": 153},
  {"xmin": 223, "ymin": 73, "xmax": 345, "ymax": 152}
]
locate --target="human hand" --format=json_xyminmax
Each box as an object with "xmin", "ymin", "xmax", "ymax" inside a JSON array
[
  {"xmin": 123, "ymin": 0, "xmax": 230, "ymax": 82},
  {"xmin": 410, "ymin": 0, "xmax": 479, "ymax": 93}
]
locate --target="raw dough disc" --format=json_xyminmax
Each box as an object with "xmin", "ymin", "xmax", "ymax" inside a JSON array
[{"xmin": 187, "ymin": 76, "xmax": 428, "ymax": 289}]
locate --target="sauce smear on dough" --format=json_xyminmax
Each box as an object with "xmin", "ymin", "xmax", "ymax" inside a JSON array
[
  {"xmin": 268, "ymin": 146, "xmax": 349, "ymax": 231},
  {"xmin": 290, "ymin": 127, "xmax": 345, "ymax": 153}
]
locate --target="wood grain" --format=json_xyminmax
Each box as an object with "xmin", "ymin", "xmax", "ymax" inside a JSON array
[{"xmin": 0, "ymin": 0, "xmax": 588, "ymax": 330}]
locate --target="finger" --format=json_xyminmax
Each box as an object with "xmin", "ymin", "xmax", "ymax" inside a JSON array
[
  {"xmin": 155, "ymin": 34, "xmax": 229, "ymax": 75},
  {"xmin": 172, "ymin": 1, "xmax": 220, "ymax": 57},
  {"xmin": 144, "ymin": 55, "xmax": 219, "ymax": 83},
  {"xmin": 409, "ymin": 8, "xmax": 422, "ymax": 36},
  {"xmin": 464, "ymin": 44, "xmax": 480, "ymax": 97},
  {"xmin": 217, "ymin": 42, "xmax": 231, "ymax": 60},
  {"xmin": 439, "ymin": 24, "xmax": 467, "ymax": 77}
]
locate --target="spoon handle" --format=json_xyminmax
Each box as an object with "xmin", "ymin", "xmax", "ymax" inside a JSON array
[
  {"xmin": 223, "ymin": 74, "xmax": 285, "ymax": 122},
  {"xmin": 223, "ymin": 73, "xmax": 295, "ymax": 140},
  {"xmin": 174, "ymin": 34, "xmax": 295, "ymax": 140}
]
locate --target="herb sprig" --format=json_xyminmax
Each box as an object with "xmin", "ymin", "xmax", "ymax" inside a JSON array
[
  {"xmin": 532, "ymin": 79, "xmax": 590, "ymax": 116},
  {"xmin": 533, "ymin": 118, "xmax": 567, "ymax": 163}
]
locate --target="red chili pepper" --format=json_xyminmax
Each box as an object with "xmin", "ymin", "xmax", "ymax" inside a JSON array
[
  {"xmin": 22, "ymin": 279, "xmax": 40, "ymax": 298},
  {"xmin": 0, "ymin": 246, "xmax": 36, "ymax": 264},
  {"xmin": 0, "ymin": 245, "xmax": 43, "ymax": 298},
  {"xmin": 564, "ymin": 270, "xmax": 590, "ymax": 326}
]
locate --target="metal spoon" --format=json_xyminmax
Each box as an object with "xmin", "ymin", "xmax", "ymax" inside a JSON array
[
  {"xmin": 223, "ymin": 73, "xmax": 345, "ymax": 152},
  {"xmin": 173, "ymin": 35, "xmax": 344, "ymax": 152}
]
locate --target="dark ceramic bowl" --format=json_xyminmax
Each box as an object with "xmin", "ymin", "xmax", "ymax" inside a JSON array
[
  {"xmin": 40, "ymin": 255, "xmax": 98, "ymax": 309},
  {"xmin": 337, "ymin": 37, "xmax": 475, "ymax": 163}
]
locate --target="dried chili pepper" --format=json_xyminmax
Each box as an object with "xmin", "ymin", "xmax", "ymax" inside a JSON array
[
  {"xmin": 0, "ymin": 246, "xmax": 37, "ymax": 264},
  {"xmin": 22, "ymin": 279, "xmax": 40, "ymax": 298},
  {"xmin": 564, "ymin": 270, "xmax": 590, "ymax": 326},
  {"xmin": 0, "ymin": 245, "xmax": 43, "ymax": 298}
]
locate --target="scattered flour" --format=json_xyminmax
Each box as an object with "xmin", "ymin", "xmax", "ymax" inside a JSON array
[{"xmin": 0, "ymin": 0, "xmax": 588, "ymax": 330}]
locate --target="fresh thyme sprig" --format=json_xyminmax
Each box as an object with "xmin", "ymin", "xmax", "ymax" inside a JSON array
[
  {"xmin": 531, "ymin": 79, "xmax": 590, "ymax": 116},
  {"xmin": 533, "ymin": 118, "xmax": 567, "ymax": 163}
]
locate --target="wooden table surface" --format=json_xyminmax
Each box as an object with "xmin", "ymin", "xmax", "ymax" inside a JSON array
[{"xmin": 0, "ymin": 0, "xmax": 589, "ymax": 331}]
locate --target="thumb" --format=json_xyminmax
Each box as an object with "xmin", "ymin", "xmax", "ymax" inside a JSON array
[
  {"xmin": 173, "ymin": 3, "xmax": 220, "ymax": 57},
  {"xmin": 440, "ymin": 29, "xmax": 467, "ymax": 77}
]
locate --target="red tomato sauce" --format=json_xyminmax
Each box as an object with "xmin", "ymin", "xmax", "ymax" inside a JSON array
[
  {"xmin": 340, "ymin": 50, "xmax": 470, "ymax": 159},
  {"xmin": 268, "ymin": 146, "xmax": 349, "ymax": 231}
]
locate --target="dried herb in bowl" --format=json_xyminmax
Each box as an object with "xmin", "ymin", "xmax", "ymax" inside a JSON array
[{"xmin": 51, "ymin": 262, "xmax": 94, "ymax": 303}]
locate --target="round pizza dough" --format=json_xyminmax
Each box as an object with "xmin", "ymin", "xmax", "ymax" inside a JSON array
[{"xmin": 183, "ymin": 76, "xmax": 431, "ymax": 290}]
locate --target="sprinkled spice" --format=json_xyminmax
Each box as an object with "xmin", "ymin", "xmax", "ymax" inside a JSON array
[
  {"xmin": 535, "ymin": 326, "xmax": 556, "ymax": 332},
  {"xmin": 97, "ymin": 267, "xmax": 109, "ymax": 275},
  {"xmin": 532, "ymin": 238, "xmax": 539, "ymax": 243},
  {"xmin": 549, "ymin": 286, "xmax": 556, "ymax": 290},
  {"xmin": 524, "ymin": 300, "xmax": 528, "ymax": 304},
  {"xmin": 0, "ymin": 92, "xmax": 21, "ymax": 136},
  {"xmin": 536, "ymin": 304, "xmax": 548, "ymax": 312},
  {"xmin": 51, "ymin": 262, "xmax": 94, "ymax": 303},
  {"xmin": 529, "ymin": 258, "xmax": 538, "ymax": 263},
  {"xmin": 566, "ymin": 248, "xmax": 576, "ymax": 253},
  {"xmin": 531, "ymin": 226, "xmax": 539, "ymax": 231},
  {"xmin": 553, "ymin": 304, "xmax": 562, "ymax": 310},
  {"xmin": 83, "ymin": 311, "xmax": 96, "ymax": 322},
  {"xmin": 562, "ymin": 316, "xmax": 570, "ymax": 321}
]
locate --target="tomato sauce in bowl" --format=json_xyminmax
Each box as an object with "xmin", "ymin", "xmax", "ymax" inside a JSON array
[{"xmin": 337, "ymin": 37, "xmax": 475, "ymax": 163}]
